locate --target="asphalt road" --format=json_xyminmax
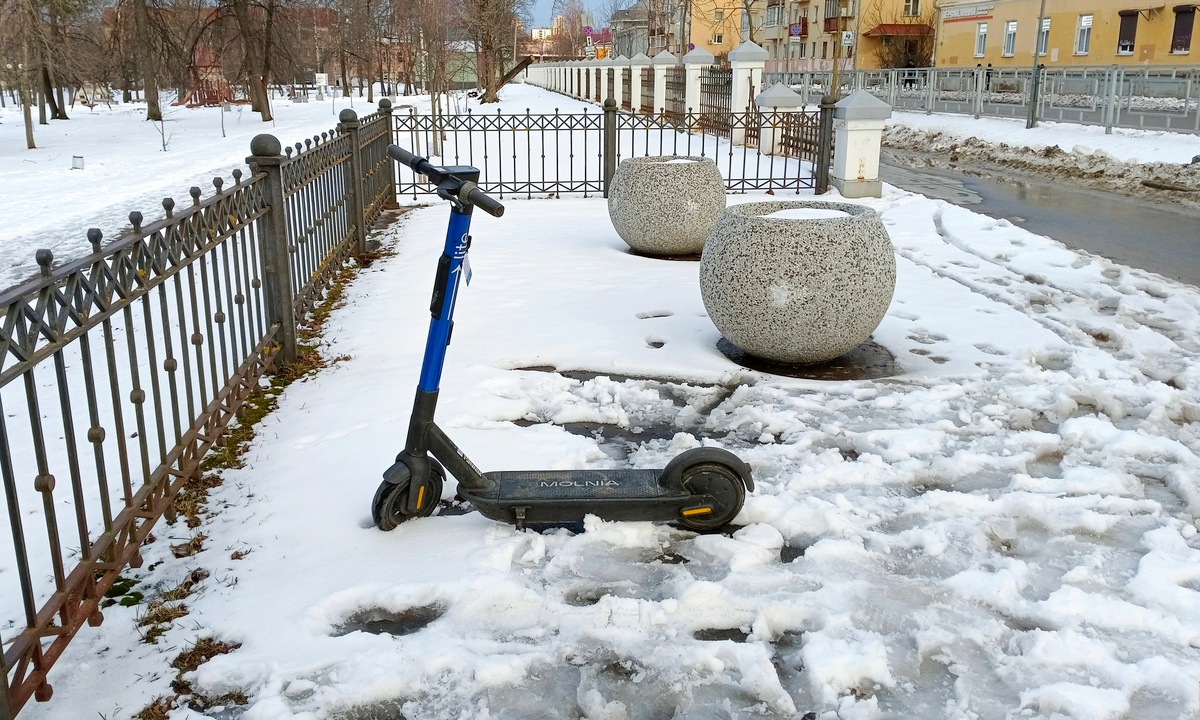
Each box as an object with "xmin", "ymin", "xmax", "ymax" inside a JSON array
[{"xmin": 878, "ymin": 151, "xmax": 1200, "ymax": 288}]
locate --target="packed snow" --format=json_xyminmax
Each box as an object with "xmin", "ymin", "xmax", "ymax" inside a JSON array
[{"xmin": 3, "ymin": 83, "xmax": 1200, "ymax": 720}]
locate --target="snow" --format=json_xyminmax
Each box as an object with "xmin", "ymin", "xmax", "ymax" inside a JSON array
[{"xmin": 3, "ymin": 84, "xmax": 1200, "ymax": 720}]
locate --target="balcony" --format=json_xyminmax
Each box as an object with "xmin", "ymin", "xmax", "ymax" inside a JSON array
[{"xmin": 823, "ymin": 16, "xmax": 842, "ymax": 32}]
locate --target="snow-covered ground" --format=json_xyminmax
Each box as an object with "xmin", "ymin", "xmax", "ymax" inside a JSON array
[{"xmin": 4, "ymin": 83, "xmax": 1200, "ymax": 720}]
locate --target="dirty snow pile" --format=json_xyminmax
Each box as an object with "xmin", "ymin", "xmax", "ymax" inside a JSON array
[
  {"xmin": 884, "ymin": 111, "xmax": 1200, "ymax": 203},
  {"xmin": 22, "ymin": 191, "xmax": 1200, "ymax": 720}
]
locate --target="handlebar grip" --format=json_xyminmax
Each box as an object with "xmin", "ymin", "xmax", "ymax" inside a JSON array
[
  {"xmin": 467, "ymin": 186, "xmax": 505, "ymax": 218},
  {"xmin": 386, "ymin": 144, "xmax": 417, "ymax": 169}
]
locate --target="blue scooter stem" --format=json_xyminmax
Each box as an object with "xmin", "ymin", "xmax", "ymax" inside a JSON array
[{"xmin": 417, "ymin": 206, "xmax": 473, "ymax": 393}]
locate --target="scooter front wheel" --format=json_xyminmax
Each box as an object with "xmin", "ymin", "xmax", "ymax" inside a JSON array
[
  {"xmin": 372, "ymin": 461, "xmax": 445, "ymax": 531},
  {"xmin": 678, "ymin": 462, "xmax": 746, "ymax": 531}
]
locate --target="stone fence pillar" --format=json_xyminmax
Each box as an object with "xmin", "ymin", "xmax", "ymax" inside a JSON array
[
  {"xmin": 682, "ymin": 47, "xmax": 714, "ymax": 119},
  {"xmin": 729, "ymin": 41, "xmax": 768, "ymax": 145},
  {"xmin": 754, "ymin": 83, "xmax": 805, "ymax": 156},
  {"xmin": 629, "ymin": 53, "xmax": 651, "ymax": 112},
  {"xmin": 652, "ymin": 51, "xmax": 677, "ymax": 115},
  {"xmin": 831, "ymin": 90, "xmax": 891, "ymax": 199}
]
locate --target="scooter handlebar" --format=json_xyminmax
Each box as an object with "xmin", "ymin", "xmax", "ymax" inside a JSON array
[
  {"xmin": 466, "ymin": 185, "xmax": 505, "ymax": 218},
  {"xmin": 387, "ymin": 145, "xmax": 504, "ymax": 218}
]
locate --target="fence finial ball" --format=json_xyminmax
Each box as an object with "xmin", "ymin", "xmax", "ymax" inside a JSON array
[
  {"xmin": 339, "ymin": 108, "xmax": 358, "ymax": 123},
  {"xmin": 250, "ymin": 134, "xmax": 282, "ymax": 157},
  {"xmin": 36, "ymin": 249, "xmax": 53, "ymax": 271},
  {"xmin": 378, "ymin": 98, "xmax": 391, "ymax": 110}
]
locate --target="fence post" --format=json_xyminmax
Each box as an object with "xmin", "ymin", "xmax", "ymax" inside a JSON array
[
  {"xmin": 629, "ymin": 53, "xmax": 650, "ymax": 112},
  {"xmin": 338, "ymin": 108, "xmax": 367, "ymax": 256},
  {"xmin": 729, "ymin": 40, "xmax": 769, "ymax": 146},
  {"xmin": 926, "ymin": 68, "xmax": 936, "ymax": 114},
  {"xmin": 755, "ymin": 83, "xmax": 804, "ymax": 155},
  {"xmin": 1104, "ymin": 65, "xmax": 1118, "ymax": 134},
  {"xmin": 683, "ymin": 47, "xmax": 713, "ymax": 123},
  {"xmin": 973, "ymin": 66, "xmax": 984, "ymax": 118},
  {"xmin": 603, "ymin": 97, "xmax": 617, "ymax": 198},
  {"xmin": 815, "ymin": 95, "xmax": 835, "ymax": 195},
  {"xmin": 652, "ymin": 51, "xmax": 677, "ymax": 115},
  {"xmin": 377, "ymin": 98, "xmax": 398, "ymax": 208},
  {"xmin": 246, "ymin": 134, "xmax": 298, "ymax": 365},
  {"xmin": 612, "ymin": 55, "xmax": 628, "ymax": 107},
  {"xmin": 830, "ymin": 90, "xmax": 890, "ymax": 199}
]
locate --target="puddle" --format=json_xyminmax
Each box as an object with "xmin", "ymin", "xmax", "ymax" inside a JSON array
[
  {"xmin": 332, "ymin": 605, "xmax": 444, "ymax": 637},
  {"xmin": 693, "ymin": 627, "xmax": 750, "ymax": 642},
  {"xmin": 717, "ymin": 338, "xmax": 900, "ymax": 381}
]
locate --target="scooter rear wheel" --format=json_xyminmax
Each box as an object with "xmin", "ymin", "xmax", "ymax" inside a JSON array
[
  {"xmin": 678, "ymin": 462, "xmax": 745, "ymax": 531},
  {"xmin": 372, "ymin": 461, "xmax": 445, "ymax": 531}
]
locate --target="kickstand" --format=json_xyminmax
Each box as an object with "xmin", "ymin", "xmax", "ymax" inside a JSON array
[{"xmin": 514, "ymin": 506, "xmax": 528, "ymax": 531}]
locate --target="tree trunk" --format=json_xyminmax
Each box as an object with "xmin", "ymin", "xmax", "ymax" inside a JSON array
[
  {"xmin": 229, "ymin": 0, "xmax": 272, "ymax": 121},
  {"xmin": 133, "ymin": 0, "xmax": 162, "ymax": 120},
  {"xmin": 41, "ymin": 64, "xmax": 65, "ymax": 120},
  {"xmin": 21, "ymin": 36, "xmax": 36, "ymax": 148}
]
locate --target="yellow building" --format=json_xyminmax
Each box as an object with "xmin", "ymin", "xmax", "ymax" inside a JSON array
[
  {"xmin": 934, "ymin": 0, "xmax": 1198, "ymax": 68},
  {"xmin": 689, "ymin": 0, "xmax": 744, "ymax": 57},
  {"xmin": 739, "ymin": 0, "xmax": 934, "ymax": 73}
]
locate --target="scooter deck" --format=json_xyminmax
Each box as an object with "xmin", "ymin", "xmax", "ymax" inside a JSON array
[
  {"xmin": 462, "ymin": 468, "xmax": 704, "ymax": 526},
  {"xmin": 483, "ymin": 469, "xmax": 668, "ymax": 501}
]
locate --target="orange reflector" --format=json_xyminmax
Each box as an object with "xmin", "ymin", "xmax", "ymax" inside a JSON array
[
  {"xmin": 416, "ymin": 485, "xmax": 426, "ymax": 508},
  {"xmin": 681, "ymin": 507, "xmax": 713, "ymax": 517}
]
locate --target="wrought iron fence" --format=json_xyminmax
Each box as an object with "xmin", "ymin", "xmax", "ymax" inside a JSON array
[
  {"xmin": 0, "ymin": 103, "xmax": 394, "ymax": 719},
  {"xmin": 621, "ymin": 69, "xmax": 632, "ymax": 111},
  {"xmin": 766, "ymin": 64, "xmax": 1200, "ymax": 134},
  {"xmin": 665, "ymin": 65, "xmax": 687, "ymax": 124},
  {"xmin": 389, "ymin": 102, "xmax": 832, "ymax": 200},
  {"xmin": 700, "ymin": 66, "xmax": 733, "ymax": 136},
  {"xmin": 640, "ymin": 68, "xmax": 655, "ymax": 114}
]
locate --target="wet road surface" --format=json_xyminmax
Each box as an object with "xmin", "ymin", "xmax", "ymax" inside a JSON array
[{"xmin": 878, "ymin": 151, "xmax": 1200, "ymax": 288}]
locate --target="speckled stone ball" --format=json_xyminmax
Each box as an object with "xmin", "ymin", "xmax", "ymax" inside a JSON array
[
  {"xmin": 700, "ymin": 201, "xmax": 896, "ymax": 365},
  {"xmin": 607, "ymin": 156, "xmax": 726, "ymax": 256}
]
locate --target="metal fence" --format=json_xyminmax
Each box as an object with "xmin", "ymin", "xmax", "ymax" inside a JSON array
[
  {"xmin": 699, "ymin": 66, "xmax": 734, "ymax": 136},
  {"xmin": 391, "ymin": 100, "xmax": 833, "ymax": 200},
  {"xmin": 621, "ymin": 69, "xmax": 632, "ymax": 111},
  {"xmin": 665, "ymin": 65, "xmax": 687, "ymax": 124},
  {"xmin": 640, "ymin": 68, "xmax": 655, "ymax": 114},
  {"xmin": 0, "ymin": 104, "xmax": 394, "ymax": 719},
  {"xmin": 765, "ymin": 64, "xmax": 1200, "ymax": 134}
]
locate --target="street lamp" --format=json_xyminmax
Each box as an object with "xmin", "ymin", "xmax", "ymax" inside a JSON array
[{"xmin": 1026, "ymin": 0, "xmax": 1047, "ymax": 128}]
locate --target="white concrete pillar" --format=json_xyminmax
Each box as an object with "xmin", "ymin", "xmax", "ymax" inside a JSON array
[
  {"xmin": 754, "ymin": 83, "xmax": 805, "ymax": 156},
  {"xmin": 831, "ymin": 90, "xmax": 891, "ymax": 199},
  {"xmin": 682, "ymin": 47, "xmax": 714, "ymax": 117},
  {"xmin": 729, "ymin": 41, "xmax": 768, "ymax": 145},
  {"xmin": 652, "ymin": 51, "xmax": 677, "ymax": 116},
  {"xmin": 612, "ymin": 55, "xmax": 629, "ymax": 108},
  {"xmin": 629, "ymin": 53, "xmax": 651, "ymax": 113}
]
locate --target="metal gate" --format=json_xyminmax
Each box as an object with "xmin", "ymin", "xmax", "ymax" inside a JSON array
[{"xmin": 699, "ymin": 66, "xmax": 733, "ymax": 136}]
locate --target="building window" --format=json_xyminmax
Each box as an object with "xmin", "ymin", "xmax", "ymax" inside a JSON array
[
  {"xmin": 822, "ymin": 41, "xmax": 828, "ymax": 58},
  {"xmin": 714, "ymin": 10, "xmax": 724, "ymax": 21},
  {"xmin": 800, "ymin": 41, "xmax": 807, "ymax": 57},
  {"xmin": 974, "ymin": 22, "xmax": 988, "ymax": 56},
  {"xmin": 1038, "ymin": 18, "xmax": 1050, "ymax": 55},
  {"xmin": 1172, "ymin": 6, "xmax": 1195, "ymax": 53},
  {"xmin": 1003, "ymin": 20, "xmax": 1017, "ymax": 56},
  {"xmin": 904, "ymin": 0, "xmax": 920, "ymax": 16},
  {"xmin": 1075, "ymin": 14, "xmax": 1092, "ymax": 54},
  {"xmin": 1117, "ymin": 11, "xmax": 1137, "ymax": 54},
  {"xmin": 766, "ymin": 4, "xmax": 783, "ymax": 26},
  {"xmin": 825, "ymin": 0, "xmax": 838, "ymax": 21},
  {"xmin": 711, "ymin": 32, "xmax": 723, "ymax": 44}
]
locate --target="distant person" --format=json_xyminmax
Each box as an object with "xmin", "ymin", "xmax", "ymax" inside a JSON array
[
  {"xmin": 904, "ymin": 59, "xmax": 916, "ymax": 90},
  {"xmin": 986, "ymin": 63, "xmax": 994, "ymax": 91}
]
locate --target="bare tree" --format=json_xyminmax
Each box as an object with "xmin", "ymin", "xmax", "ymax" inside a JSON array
[{"xmin": 859, "ymin": 0, "xmax": 935, "ymax": 68}]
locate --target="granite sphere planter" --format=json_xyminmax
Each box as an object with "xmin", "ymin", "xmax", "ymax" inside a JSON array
[
  {"xmin": 607, "ymin": 156, "xmax": 726, "ymax": 256},
  {"xmin": 700, "ymin": 201, "xmax": 896, "ymax": 365}
]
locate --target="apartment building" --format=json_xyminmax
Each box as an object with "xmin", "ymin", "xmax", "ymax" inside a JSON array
[
  {"xmin": 611, "ymin": 0, "xmax": 742, "ymax": 59},
  {"xmin": 934, "ymin": 0, "xmax": 1198, "ymax": 67},
  {"xmin": 749, "ymin": 0, "xmax": 932, "ymax": 73}
]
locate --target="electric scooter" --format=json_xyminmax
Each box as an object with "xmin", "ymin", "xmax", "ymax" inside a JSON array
[{"xmin": 372, "ymin": 145, "xmax": 754, "ymax": 532}]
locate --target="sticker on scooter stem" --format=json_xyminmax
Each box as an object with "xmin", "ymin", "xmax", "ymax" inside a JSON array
[{"xmin": 463, "ymin": 256, "xmax": 472, "ymax": 285}]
